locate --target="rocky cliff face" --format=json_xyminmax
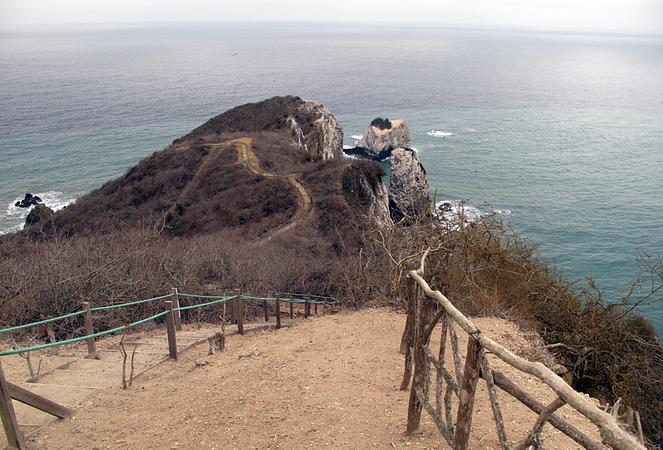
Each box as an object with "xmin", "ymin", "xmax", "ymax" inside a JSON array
[
  {"xmin": 356, "ymin": 119, "xmax": 411, "ymax": 160},
  {"xmin": 181, "ymin": 96, "xmax": 343, "ymax": 161},
  {"xmin": 388, "ymin": 148, "xmax": 430, "ymax": 221},
  {"xmin": 342, "ymin": 161, "xmax": 391, "ymax": 227},
  {"xmin": 294, "ymin": 100, "xmax": 343, "ymax": 160}
]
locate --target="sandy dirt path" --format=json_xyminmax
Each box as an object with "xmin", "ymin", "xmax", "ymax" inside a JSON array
[
  {"xmin": 31, "ymin": 309, "xmax": 603, "ymax": 449},
  {"xmin": 233, "ymin": 137, "xmax": 313, "ymax": 242}
]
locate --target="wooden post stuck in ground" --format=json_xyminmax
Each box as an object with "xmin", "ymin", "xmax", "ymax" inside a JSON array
[
  {"xmin": 263, "ymin": 300, "xmax": 269, "ymax": 322},
  {"xmin": 289, "ymin": 301, "xmax": 294, "ymax": 319},
  {"xmin": 453, "ymin": 336, "xmax": 482, "ymax": 449},
  {"xmin": 314, "ymin": 302, "xmax": 318, "ymax": 315},
  {"xmin": 82, "ymin": 302, "xmax": 96, "ymax": 355},
  {"xmin": 165, "ymin": 301, "xmax": 178, "ymax": 360},
  {"xmin": 275, "ymin": 298, "xmax": 281, "ymax": 329},
  {"xmin": 45, "ymin": 323, "xmax": 56, "ymax": 344},
  {"xmin": 305, "ymin": 300, "xmax": 310, "ymax": 318},
  {"xmin": 0, "ymin": 360, "xmax": 25, "ymax": 449},
  {"xmin": 172, "ymin": 287, "xmax": 182, "ymax": 331},
  {"xmin": 234, "ymin": 290, "xmax": 244, "ymax": 335}
]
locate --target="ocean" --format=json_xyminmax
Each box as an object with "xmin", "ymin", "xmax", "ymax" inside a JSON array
[{"xmin": 1, "ymin": 23, "xmax": 662, "ymax": 331}]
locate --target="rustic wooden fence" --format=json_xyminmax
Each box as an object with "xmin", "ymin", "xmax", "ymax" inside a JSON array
[
  {"xmin": 0, "ymin": 289, "xmax": 336, "ymax": 449},
  {"xmin": 400, "ymin": 249, "xmax": 646, "ymax": 450}
]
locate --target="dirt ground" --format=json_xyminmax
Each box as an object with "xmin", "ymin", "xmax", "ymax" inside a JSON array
[{"xmin": 23, "ymin": 309, "xmax": 604, "ymax": 449}]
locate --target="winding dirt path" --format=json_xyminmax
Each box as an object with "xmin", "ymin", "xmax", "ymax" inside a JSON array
[{"xmin": 231, "ymin": 137, "xmax": 313, "ymax": 242}]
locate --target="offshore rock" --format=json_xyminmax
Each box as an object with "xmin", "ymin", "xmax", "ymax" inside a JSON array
[
  {"xmin": 15, "ymin": 193, "xmax": 43, "ymax": 208},
  {"xmin": 354, "ymin": 118, "xmax": 411, "ymax": 160},
  {"xmin": 342, "ymin": 161, "xmax": 391, "ymax": 227},
  {"xmin": 388, "ymin": 148, "xmax": 430, "ymax": 221}
]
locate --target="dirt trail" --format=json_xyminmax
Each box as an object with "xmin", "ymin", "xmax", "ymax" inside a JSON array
[
  {"xmin": 30, "ymin": 309, "xmax": 603, "ymax": 449},
  {"xmin": 163, "ymin": 142, "xmax": 227, "ymax": 224},
  {"xmin": 232, "ymin": 137, "xmax": 313, "ymax": 242}
]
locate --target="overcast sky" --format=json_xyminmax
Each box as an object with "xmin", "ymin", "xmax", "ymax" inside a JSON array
[{"xmin": 2, "ymin": 0, "xmax": 662, "ymax": 35}]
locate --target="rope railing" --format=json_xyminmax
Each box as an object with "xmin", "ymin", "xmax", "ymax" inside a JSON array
[
  {"xmin": 90, "ymin": 293, "xmax": 174, "ymax": 312},
  {"xmin": 175, "ymin": 296, "xmax": 234, "ymax": 312},
  {"xmin": 0, "ymin": 311, "xmax": 168, "ymax": 356},
  {"xmin": 0, "ymin": 289, "xmax": 338, "ymax": 357},
  {"xmin": 0, "ymin": 310, "xmax": 85, "ymax": 336}
]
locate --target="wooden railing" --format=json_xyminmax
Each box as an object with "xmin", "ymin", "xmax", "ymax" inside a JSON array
[{"xmin": 400, "ymin": 249, "xmax": 646, "ymax": 450}]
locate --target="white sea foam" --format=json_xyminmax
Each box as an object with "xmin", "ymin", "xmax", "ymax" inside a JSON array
[
  {"xmin": 1, "ymin": 191, "xmax": 77, "ymax": 235},
  {"xmin": 494, "ymin": 208, "xmax": 511, "ymax": 215},
  {"xmin": 350, "ymin": 134, "xmax": 363, "ymax": 140},
  {"xmin": 427, "ymin": 130, "xmax": 453, "ymax": 137},
  {"xmin": 435, "ymin": 200, "xmax": 483, "ymax": 223},
  {"xmin": 464, "ymin": 128, "xmax": 478, "ymax": 133},
  {"xmin": 411, "ymin": 146, "xmax": 419, "ymax": 153}
]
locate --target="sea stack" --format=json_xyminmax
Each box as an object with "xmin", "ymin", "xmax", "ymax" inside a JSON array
[
  {"xmin": 355, "ymin": 118, "xmax": 411, "ymax": 160},
  {"xmin": 388, "ymin": 147, "xmax": 430, "ymax": 221}
]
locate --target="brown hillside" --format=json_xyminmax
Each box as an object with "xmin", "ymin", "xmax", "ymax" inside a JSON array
[{"xmin": 45, "ymin": 97, "xmax": 384, "ymax": 243}]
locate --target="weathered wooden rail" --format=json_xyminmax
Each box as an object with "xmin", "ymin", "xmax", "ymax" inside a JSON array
[{"xmin": 400, "ymin": 249, "xmax": 646, "ymax": 450}]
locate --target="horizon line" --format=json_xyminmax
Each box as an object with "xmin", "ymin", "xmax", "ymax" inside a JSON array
[{"xmin": 2, "ymin": 19, "xmax": 662, "ymax": 40}]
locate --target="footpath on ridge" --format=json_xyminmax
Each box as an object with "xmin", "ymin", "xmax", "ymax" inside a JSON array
[
  {"xmin": 232, "ymin": 137, "xmax": 313, "ymax": 243},
  {"xmin": 16, "ymin": 309, "xmax": 603, "ymax": 450}
]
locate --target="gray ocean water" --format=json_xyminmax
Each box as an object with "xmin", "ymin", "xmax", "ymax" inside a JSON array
[{"xmin": 1, "ymin": 23, "xmax": 662, "ymax": 331}]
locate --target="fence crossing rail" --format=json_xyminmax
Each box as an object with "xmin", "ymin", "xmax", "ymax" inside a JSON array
[
  {"xmin": 400, "ymin": 248, "xmax": 645, "ymax": 450},
  {"xmin": 0, "ymin": 288, "xmax": 337, "ymax": 449}
]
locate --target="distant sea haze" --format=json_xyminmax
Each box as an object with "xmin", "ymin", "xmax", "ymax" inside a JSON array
[{"xmin": 1, "ymin": 23, "xmax": 662, "ymax": 332}]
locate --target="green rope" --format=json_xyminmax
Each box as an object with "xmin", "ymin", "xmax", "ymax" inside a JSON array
[
  {"xmin": 176, "ymin": 296, "xmax": 234, "ymax": 312},
  {"xmin": 178, "ymin": 292, "xmax": 230, "ymax": 300},
  {"xmin": 0, "ymin": 310, "xmax": 85, "ymax": 336},
  {"xmin": 90, "ymin": 293, "xmax": 174, "ymax": 312},
  {"xmin": 273, "ymin": 292, "xmax": 338, "ymax": 305},
  {"xmin": 0, "ymin": 311, "xmax": 168, "ymax": 356}
]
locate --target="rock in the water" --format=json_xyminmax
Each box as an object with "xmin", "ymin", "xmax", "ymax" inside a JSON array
[
  {"xmin": 181, "ymin": 95, "xmax": 343, "ymax": 161},
  {"xmin": 15, "ymin": 193, "xmax": 43, "ymax": 208},
  {"xmin": 355, "ymin": 118, "xmax": 411, "ymax": 160},
  {"xmin": 342, "ymin": 161, "xmax": 391, "ymax": 227},
  {"xmin": 389, "ymin": 148, "xmax": 430, "ymax": 221}
]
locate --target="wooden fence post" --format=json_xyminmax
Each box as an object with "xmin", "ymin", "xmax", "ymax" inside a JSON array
[
  {"xmin": 275, "ymin": 298, "xmax": 281, "ymax": 329},
  {"xmin": 406, "ymin": 287, "xmax": 435, "ymax": 435},
  {"xmin": 234, "ymin": 291, "xmax": 244, "ymax": 335},
  {"xmin": 82, "ymin": 302, "xmax": 96, "ymax": 355},
  {"xmin": 305, "ymin": 300, "xmax": 310, "ymax": 318},
  {"xmin": 289, "ymin": 301, "xmax": 294, "ymax": 319},
  {"xmin": 0, "ymin": 360, "xmax": 25, "ymax": 449},
  {"xmin": 172, "ymin": 287, "xmax": 182, "ymax": 331},
  {"xmin": 263, "ymin": 299, "xmax": 269, "ymax": 322},
  {"xmin": 400, "ymin": 276, "xmax": 417, "ymax": 390},
  {"xmin": 45, "ymin": 323, "xmax": 56, "ymax": 344},
  {"xmin": 314, "ymin": 302, "xmax": 318, "ymax": 315},
  {"xmin": 164, "ymin": 301, "xmax": 178, "ymax": 360},
  {"xmin": 453, "ymin": 336, "xmax": 482, "ymax": 449}
]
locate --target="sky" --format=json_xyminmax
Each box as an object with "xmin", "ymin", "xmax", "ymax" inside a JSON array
[{"xmin": 1, "ymin": 0, "xmax": 662, "ymax": 35}]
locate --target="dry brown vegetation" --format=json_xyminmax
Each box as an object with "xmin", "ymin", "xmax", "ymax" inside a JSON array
[{"xmin": 2, "ymin": 207, "xmax": 662, "ymax": 443}]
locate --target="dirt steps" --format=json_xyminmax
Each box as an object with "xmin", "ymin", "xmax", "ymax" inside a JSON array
[{"xmin": 1, "ymin": 324, "xmax": 225, "ymax": 448}]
